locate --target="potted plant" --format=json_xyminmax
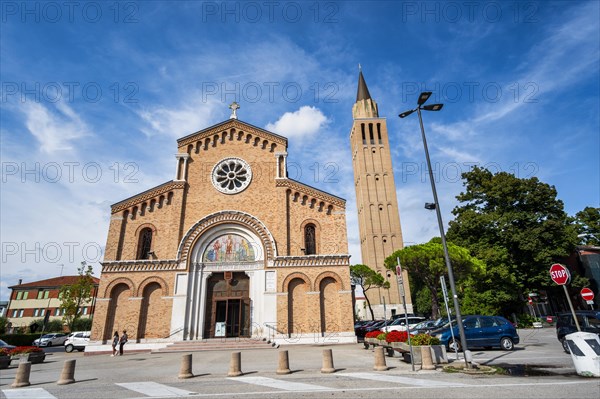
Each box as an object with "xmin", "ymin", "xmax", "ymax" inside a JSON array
[
  {"xmin": 0, "ymin": 348, "xmax": 11, "ymax": 369},
  {"xmin": 9, "ymin": 346, "xmax": 46, "ymax": 364},
  {"xmin": 410, "ymin": 333, "xmax": 440, "ymax": 346},
  {"xmin": 406, "ymin": 334, "xmax": 447, "ymax": 364},
  {"xmin": 385, "ymin": 330, "xmax": 411, "ymax": 351},
  {"xmin": 385, "ymin": 330, "xmax": 409, "ymax": 344}
]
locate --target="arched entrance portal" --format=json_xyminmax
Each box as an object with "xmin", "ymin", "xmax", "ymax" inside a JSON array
[
  {"xmin": 204, "ymin": 272, "xmax": 250, "ymax": 338},
  {"xmin": 183, "ymin": 216, "xmax": 273, "ymax": 341}
]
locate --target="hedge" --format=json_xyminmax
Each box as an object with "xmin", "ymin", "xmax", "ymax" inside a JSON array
[{"xmin": 0, "ymin": 334, "xmax": 41, "ymax": 346}]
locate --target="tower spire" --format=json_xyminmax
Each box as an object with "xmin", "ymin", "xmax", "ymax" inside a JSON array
[
  {"xmin": 356, "ymin": 69, "xmax": 372, "ymax": 102},
  {"xmin": 352, "ymin": 67, "xmax": 378, "ymax": 118}
]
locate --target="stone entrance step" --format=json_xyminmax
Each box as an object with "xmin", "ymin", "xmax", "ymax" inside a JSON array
[{"xmin": 153, "ymin": 338, "xmax": 278, "ymax": 353}]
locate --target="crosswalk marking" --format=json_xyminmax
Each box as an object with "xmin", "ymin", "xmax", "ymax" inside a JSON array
[
  {"xmin": 228, "ymin": 376, "xmax": 332, "ymax": 391},
  {"xmin": 339, "ymin": 372, "xmax": 468, "ymax": 387},
  {"xmin": 2, "ymin": 388, "xmax": 57, "ymax": 399},
  {"xmin": 115, "ymin": 381, "xmax": 195, "ymax": 397}
]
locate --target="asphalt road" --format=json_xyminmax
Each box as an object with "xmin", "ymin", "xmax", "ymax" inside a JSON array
[{"xmin": 1, "ymin": 328, "xmax": 598, "ymax": 399}]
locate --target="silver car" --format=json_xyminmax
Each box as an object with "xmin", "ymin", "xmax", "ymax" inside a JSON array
[
  {"xmin": 0, "ymin": 339, "xmax": 16, "ymax": 350},
  {"xmin": 33, "ymin": 333, "xmax": 68, "ymax": 347}
]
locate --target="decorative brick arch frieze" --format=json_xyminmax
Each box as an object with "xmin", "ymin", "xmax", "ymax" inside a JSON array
[
  {"xmin": 136, "ymin": 276, "xmax": 169, "ymax": 297},
  {"xmin": 177, "ymin": 119, "xmax": 287, "ymax": 151},
  {"xmin": 314, "ymin": 271, "xmax": 343, "ymax": 291},
  {"xmin": 177, "ymin": 210, "xmax": 277, "ymax": 262},
  {"xmin": 104, "ymin": 277, "xmax": 135, "ymax": 298},
  {"xmin": 282, "ymin": 272, "xmax": 311, "ymax": 292}
]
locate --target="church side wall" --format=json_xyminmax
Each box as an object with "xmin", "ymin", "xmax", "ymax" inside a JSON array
[
  {"xmin": 91, "ymin": 270, "xmax": 175, "ymax": 342},
  {"xmin": 276, "ymin": 266, "xmax": 354, "ymax": 342},
  {"xmin": 286, "ymin": 197, "xmax": 348, "ymax": 256},
  {"xmin": 104, "ymin": 189, "xmax": 186, "ymax": 262}
]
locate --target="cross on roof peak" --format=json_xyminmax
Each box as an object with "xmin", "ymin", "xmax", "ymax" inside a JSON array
[{"xmin": 229, "ymin": 102, "xmax": 240, "ymax": 119}]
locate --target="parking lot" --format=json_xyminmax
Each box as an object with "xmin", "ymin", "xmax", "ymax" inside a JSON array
[{"xmin": 1, "ymin": 328, "xmax": 597, "ymax": 399}]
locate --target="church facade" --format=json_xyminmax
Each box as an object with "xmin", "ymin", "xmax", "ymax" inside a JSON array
[{"xmin": 91, "ymin": 104, "xmax": 355, "ymax": 346}]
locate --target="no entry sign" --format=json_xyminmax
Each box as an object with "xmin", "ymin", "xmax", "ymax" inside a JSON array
[
  {"xmin": 581, "ymin": 287, "xmax": 595, "ymax": 301},
  {"xmin": 549, "ymin": 263, "xmax": 570, "ymax": 285}
]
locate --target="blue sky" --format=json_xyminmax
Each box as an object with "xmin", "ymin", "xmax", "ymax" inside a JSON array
[{"xmin": 1, "ymin": 1, "xmax": 599, "ymax": 301}]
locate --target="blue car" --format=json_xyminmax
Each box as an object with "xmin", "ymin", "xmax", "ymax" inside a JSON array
[{"xmin": 432, "ymin": 315, "xmax": 519, "ymax": 351}]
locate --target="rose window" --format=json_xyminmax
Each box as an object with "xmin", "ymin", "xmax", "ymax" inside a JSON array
[{"xmin": 211, "ymin": 157, "xmax": 252, "ymax": 194}]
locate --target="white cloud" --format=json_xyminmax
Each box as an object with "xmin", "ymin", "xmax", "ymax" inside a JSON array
[
  {"xmin": 138, "ymin": 98, "xmax": 221, "ymax": 138},
  {"xmin": 21, "ymin": 101, "xmax": 89, "ymax": 153},
  {"xmin": 266, "ymin": 106, "xmax": 328, "ymax": 138}
]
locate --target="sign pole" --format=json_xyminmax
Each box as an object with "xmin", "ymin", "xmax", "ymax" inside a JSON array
[
  {"xmin": 563, "ymin": 285, "xmax": 581, "ymax": 331},
  {"xmin": 396, "ymin": 258, "xmax": 414, "ymax": 371},
  {"xmin": 440, "ymin": 275, "xmax": 458, "ymax": 360},
  {"xmin": 550, "ymin": 263, "xmax": 581, "ymax": 332}
]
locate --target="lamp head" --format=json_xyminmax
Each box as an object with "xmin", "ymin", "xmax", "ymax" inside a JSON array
[
  {"xmin": 399, "ymin": 109, "xmax": 415, "ymax": 118},
  {"xmin": 418, "ymin": 92, "xmax": 432, "ymax": 105},
  {"xmin": 422, "ymin": 103, "xmax": 444, "ymax": 111}
]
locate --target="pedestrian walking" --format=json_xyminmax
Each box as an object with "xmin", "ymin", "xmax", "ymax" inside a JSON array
[
  {"xmin": 119, "ymin": 330, "xmax": 128, "ymax": 356},
  {"xmin": 111, "ymin": 331, "xmax": 119, "ymax": 357}
]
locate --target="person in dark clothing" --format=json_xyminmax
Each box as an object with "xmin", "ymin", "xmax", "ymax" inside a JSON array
[{"xmin": 119, "ymin": 330, "xmax": 128, "ymax": 355}]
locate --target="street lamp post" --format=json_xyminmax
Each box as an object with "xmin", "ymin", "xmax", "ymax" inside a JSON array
[{"xmin": 399, "ymin": 92, "xmax": 471, "ymax": 368}]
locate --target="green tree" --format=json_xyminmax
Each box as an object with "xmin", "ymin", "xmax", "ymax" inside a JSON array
[
  {"xmin": 0, "ymin": 316, "xmax": 8, "ymax": 334},
  {"xmin": 446, "ymin": 167, "xmax": 578, "ymax": 314},
  {"xmin": 59, "ymin": 262, "xmax": 95, "ymax": 332},
  {"xmin": 384, "ymin": 238, "xmax": 485, "ymax": 319},
  {"xmin": 72, "ymin": 317, "xmax": 93, "ymax": 331},
  {"xmin": 30, "ymin": 318, "xmax": 63, "ymax": 332},
  {"xmin": 574, "ymin": 206, "xmax": 600, "ymax": 245},
  {"xmin": 350, "ymin": 264, "xmax": 390, "ymax": 320}
]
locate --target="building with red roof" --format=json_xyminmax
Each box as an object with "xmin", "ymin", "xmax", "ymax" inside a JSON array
[{"xmin": 6, "ymin": 276, "xmax": 100, "ymax": 332}]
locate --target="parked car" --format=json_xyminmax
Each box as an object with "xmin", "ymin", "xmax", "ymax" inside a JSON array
[
  {"xmin": 0, "ymin": 339, "xmax": 16, "ymax": 350},
  {"xmin": 355, "ymin": 320, "xmax": 384, "ymax": 339},
  {"xmin": 383, "ymin": 316, "xmax": 426, "ymax": 332},
  {"xmin": 411, "ymin": 319, "xmax": 439, "ymax": 334},
  {"xmin": 556, "ymin": 310, "xmax": 600, "ymax": 353},
  {"xmin": 432, "ymin": 315, "xmax": 519, "ymax": 351},
  {"xmin": 64, "ymin": 331, "xmax": 91, "ymax": 352},
  {"xmin": 33, "ymin": 333, "xmax": 68, "ymax": 347}
]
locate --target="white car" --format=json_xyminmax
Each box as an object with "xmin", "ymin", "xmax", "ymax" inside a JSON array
[
  {"xmin": 64, "ymin": 331, "xmax": 91, "ymax": 352},
  {"xmin": 33, "ymin": 333, "xmax": 68, "ymax": 347},
  {"xmin": 383, "ymin": 316, "xmax": 426, "ymax": 332}
]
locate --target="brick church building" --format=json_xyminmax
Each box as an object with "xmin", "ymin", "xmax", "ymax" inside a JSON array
[
  {"xmin": 91, "ymin": 70, "xmax": 407, "ymax": 348},
  {"xmin": 91, "ymin": 107, "xmax": 355, "ymax": 347}
]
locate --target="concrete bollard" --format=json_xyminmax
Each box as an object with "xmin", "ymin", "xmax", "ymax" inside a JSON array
[
  {"xmin": 420, "ymin": 346, "xmax": 436, "ymax": 370},
  {"xmin": 320, "ymin": 349, "xmax": 336, "ymax": 373},
  {"xmin": 373, "ymin": 346, "xmax": 389, "ymax": 371},
  {"xmin": 178, "ymin": 354, "xmax": 194, "ymax": 379},
  {"xmin": 228, "ymin": 352, "xmax": 243, "ymax": 377},
  {"xmin": 276, "ymin": 350, "xmax": 291, "ymax": 375},
  {"xmin": 57, "ymin": 359, "xmax": 77, "ymax": 385},
  {"xmin": 11, "ymin": 361, "xmax": 31, "ymax": 388}
]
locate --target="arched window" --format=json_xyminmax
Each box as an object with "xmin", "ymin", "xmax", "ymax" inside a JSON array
[
  {"xmin": 304, "ymin": 224, "xmax": 316, "ymax": 255},
  {"xmin": 137, "ymin": 228, "xmax": 153, "ymax": 260}
]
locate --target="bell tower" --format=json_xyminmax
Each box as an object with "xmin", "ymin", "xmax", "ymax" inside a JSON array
[{"xmin": 350, "ymin": 68, "xmax": 412, "ymax": 317}]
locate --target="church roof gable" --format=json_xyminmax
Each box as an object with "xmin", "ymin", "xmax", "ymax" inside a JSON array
[
  {"xmin": 177, "ymin": 119, "xmax": 288, "ymax": 149},
  {"xmin": 110, "ymin": 180, "xmax": 185, "ymax": 213}
]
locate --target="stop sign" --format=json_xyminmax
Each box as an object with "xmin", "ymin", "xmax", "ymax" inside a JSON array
[
  {"xmin": 581, "ymin": 287, "xmax": 595, "ymax": 301},
  {"xmin": 549, "ymin": 263, "xmax": 570, "ymax": 285}
]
